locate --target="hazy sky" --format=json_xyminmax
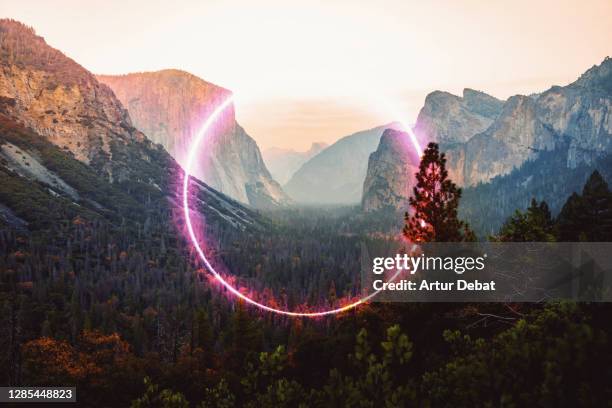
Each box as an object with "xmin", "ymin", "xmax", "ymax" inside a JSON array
[{"xmin": 3, "ymin": 0, "xmax": 612, "ymax": 150}]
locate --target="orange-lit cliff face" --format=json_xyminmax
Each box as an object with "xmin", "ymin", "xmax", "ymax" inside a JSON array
[
  {"xmin": 97, "ymin": 70, "xmax": 235, "ymax": 160},
  {"xmin": 97, "ymin": 71, "xmax": 291, "ymax": 208},
  {"xmin": 0, "ymin": 19, "xmax": 141, "ymax": 178}
]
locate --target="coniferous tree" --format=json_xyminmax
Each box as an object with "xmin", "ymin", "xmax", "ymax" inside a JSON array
[
  {"xmin": 192, "ymin": 308, "xmax": 214, "ymax": 367},
  {"xmin": 403, "ymin": 142, "xmax": 475, "ymax": 242},
  {"xmin": 556, "ymin": 193, "xmax": 585, "ymax": 241},
  {"xmin": 227, "ymin": 301, "xmax": 262, "ymax": 371},
  {"xmin": 580, "ymin": 170, "xmax": 612, "ymax": 240},
  {"xmin": 556, "ymin": 171, "xmax": 612, "ymax": 241},
  {"xmin": 495, "ymin": 198, "xmax": 555, "ymax": 242}
]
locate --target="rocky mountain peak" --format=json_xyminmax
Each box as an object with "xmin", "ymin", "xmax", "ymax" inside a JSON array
[
  {"xmin": 285, "ymin": 123, "xmax": 400, "ymax": 204},
  {"xmin": 462, "ymin": 88, "xmax": 504, "ymax": 119},
  {"xmin": 414, "ymin": 88, "xmax": 503, "ymax": 145},
  {"xmin": 570, "ymin": 56, "xmax": 612, "ymax": 94},
  {"xmin": 489, "ymin": 95, "xmax": 538, "ymax": 142},
  {"xmin": 96, "ymin": 69, "xmax": 236, "ymax": 153},
  {"xmin": 97, "ymin": 70, "xmax": 291, "ymax": 208},
  {"xmin": 263, "ymin": 142, "xmax": 329, "ymax": 185},
  {"xmin": 361, "ymin": 128, "xmax": 420, "ymax": 212},
  {"xmin": 363, "ymin": 58, "xmax": 612, "ymax": 212},
  {"xmin": 0, "ymin": 19, "xmax": 139, "ymax": 177}
]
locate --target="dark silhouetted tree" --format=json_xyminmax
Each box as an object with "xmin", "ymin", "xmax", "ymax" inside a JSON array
[
  {"xmin": 556, "ymin": 171, "xmax": 612, "ymax": 241},
  {"xmin": 495, "ymin": 198, "xmax": 555, "ymax": 242},
  {"xmin": 403, "ymin": 142, "xmax": 475, "ymax": 242}
]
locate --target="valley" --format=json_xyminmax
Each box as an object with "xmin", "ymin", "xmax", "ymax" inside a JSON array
[{"xmin": 0, "ymin": 14, "xmax": 611, "ymax": 407}]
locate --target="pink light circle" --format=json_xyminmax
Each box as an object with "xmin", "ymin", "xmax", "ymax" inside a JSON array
[{"xmin": 182, "ymin": 96, "xmax": 417, "ymax": 317}]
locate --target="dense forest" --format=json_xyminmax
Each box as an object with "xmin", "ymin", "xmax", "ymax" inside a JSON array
[
  {"xmin": 1, "ymin": 135, "xmax": 612, "ymax": 406},
  {"xmin": 460, "ymin": 143, "xmax": 612, "ymax": 237}
]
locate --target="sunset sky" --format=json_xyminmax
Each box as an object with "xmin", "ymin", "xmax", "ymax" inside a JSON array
[{"xmin": 3, "ymin": 0, "xmax": 612, "ymax": 150}]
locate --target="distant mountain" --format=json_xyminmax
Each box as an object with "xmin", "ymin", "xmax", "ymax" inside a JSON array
[
  {"xmin": 285, "ymin": 123, "xmax": 400, "ymax": 204},
  {"xmin": 0, "ymin": 19, "xmax": 262, "ymax": 231},
  {"xmin": 263, "ymin": 142, "xmax": 327, "ymax": 185},
  {"xmin": 97, "ymin": 70, "xmax": 290, "ymax": 209},
  {"xmin": 362, "ymin": 57, "xmax": 612, "ymax": 213}
]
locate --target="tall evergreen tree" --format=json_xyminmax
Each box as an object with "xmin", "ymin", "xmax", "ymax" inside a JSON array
[
  {"xmin": 556, "ymin": 171, "xmax": 612, "ymax": 241},
  {"xmin": 495, "ymin": 198, "xmax": 555, "ymax": 242},
  {"xmin": 192, "ymin": 308, "xmax": 214, "ymax": 367},
  {"xmin": 227, "ymin": 301, "xmax": 263, "ymax": 371},
  {"xmin": 403, "ymin": 142, "xmax": 475, "ymax": 242}
]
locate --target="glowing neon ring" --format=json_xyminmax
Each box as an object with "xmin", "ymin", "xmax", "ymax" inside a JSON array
[{"xmin": 183, "ymin": 96, "xmax": 420, "ymax": 317}]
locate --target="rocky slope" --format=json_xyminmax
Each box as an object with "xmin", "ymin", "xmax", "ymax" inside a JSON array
[
  {"xmin": 445, "ymin": 94, "xmax": 557, "ymax": 186},
  {"xmin": 263, "ymin": 142, "xmax": 327, "ymax": 185},
  {"xmin": 0, "ymin": 19, "xmax": 141, "ymax": 180},
  {"xmin": 0, "ymin": 19, "xmax": 262, "ymax": 231},
  {"xmin": 362, "ymin": 57, "xmax": 612, "ymax": 212},
  {"xmin": 285, "ymin": 123, "xmax": 400, "ymax": 204},
  {"xmin": 0, "ymin": 113, "xmax": 262, "ymax": 231},
  {"xmin": 413, "ymin": 88, "xmax": 504, "ymax": 146},
  {"xmin": 361, "ymin": 129, "xmax": 419, "ymax": 212},
  {"xmin": 97, "ymin": 71, "xmax": 290, "ymax": 208}
]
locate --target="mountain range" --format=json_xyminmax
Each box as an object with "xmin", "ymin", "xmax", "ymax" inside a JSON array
[
  {"xmin": 0, "ymin": 19, "xmax": 261, "ymax": 232},
  {"xmin": 2, "ymin": 17, "xmax": 611, "ymax": 238},
  {"xmin": 262, "ymin": 142, "xmax": 327, "ymax": 185},
  {"xmin": 285, "ymin": 123, "xmax": 400, "ymax": 204},
  {"xmin": 362, "ymin": 57, "xmax": 612, "ymax": 222}
]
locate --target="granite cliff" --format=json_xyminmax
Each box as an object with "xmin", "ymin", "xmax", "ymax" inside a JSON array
[
  {"xmin": 362, "ymin": 58, "xmax": 612, "ymax": 212},
  {"xmin": 0, "ymin": 19, "xmax": 263, "ymax": 230},
  {"xmin": 413, "ymin": 88, "xmax": 503, "ymax": 146},
  {"xmin": 0, "ymin": 19, "xmax": 142, "ymax": 180},
  {"xmin": 361, "ymin": 129, "xmax": 419, "ymax": 212},
  {"xmin": 97, "ymin": 71, "xmax": 290, "ymax": 208},
  {"xmin": 285, "ymin": 123, "xmax": 400, "ymax": 204}
]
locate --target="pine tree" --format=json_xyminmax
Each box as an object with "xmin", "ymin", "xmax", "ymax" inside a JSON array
[
  {"xmin": 227, "ymin": 301, "xmax": 262, "ymax": 370},
  {"xmin": 556, "ymin": 193, "xmax": 585, "ymax": 241},
  {"xmin": 495, "ymin": 198, "xmax": 555, "ymax": 242},
  {"xmin": 580, "ymin": 170, "xmax": 612, "ymax": 240},
  {"xmin": 192, "ymin": 308, "xmax": 214, "ymax": 367},
  {"xmin": 403, "ymin": 142, "xmax": 475, "ymax": 242},
  {"xmin": 556, "ymin": 171, "xmax": 612, "ymax": 241}
]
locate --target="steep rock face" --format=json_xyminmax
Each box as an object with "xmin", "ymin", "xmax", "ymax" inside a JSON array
[
  {"xmin": 263, "ymin": 142, "xmax": 328, "ymax": 185},
  {"xmin": 285, "ymin": 123, "xmax": 399, "ymax": 204},
  {"xmin": 413, "ymin": 88, "xmax": 503, "ymax": 145},
  {"xmin": 362, "ymin": 57, "xmax": 612, "ymax": 211},
  {"xmin": 97, "ymin": 70, "xmax": 290, "ymax": 208},
  {"xmin": 450, "ymin": 59, "xmax": 612, "ymax": 186},
  {"xmin": 361, "ymin": 129, "xmax": 419, "ymax": 212},
  {"xmin": 0, "ymin": 20, "xmax": 140, "ymax": 179},
  {"xmin": 446, "ymin": 95, "xmax": 557, "ymax": 186},
  {"xmin": 0, "ymin": 112, "xmax": 263, "ymax": 232},
  {"xmin": 535, "ymin": 57, "xmax": 612, "ymax": 167},
  {"xmin": 0, "ymin": 19, "xmax": 267, "ymax": 232},
  {"xmin": 98, "ymin": 70, "xmax": 234, "ymax": 157}
]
